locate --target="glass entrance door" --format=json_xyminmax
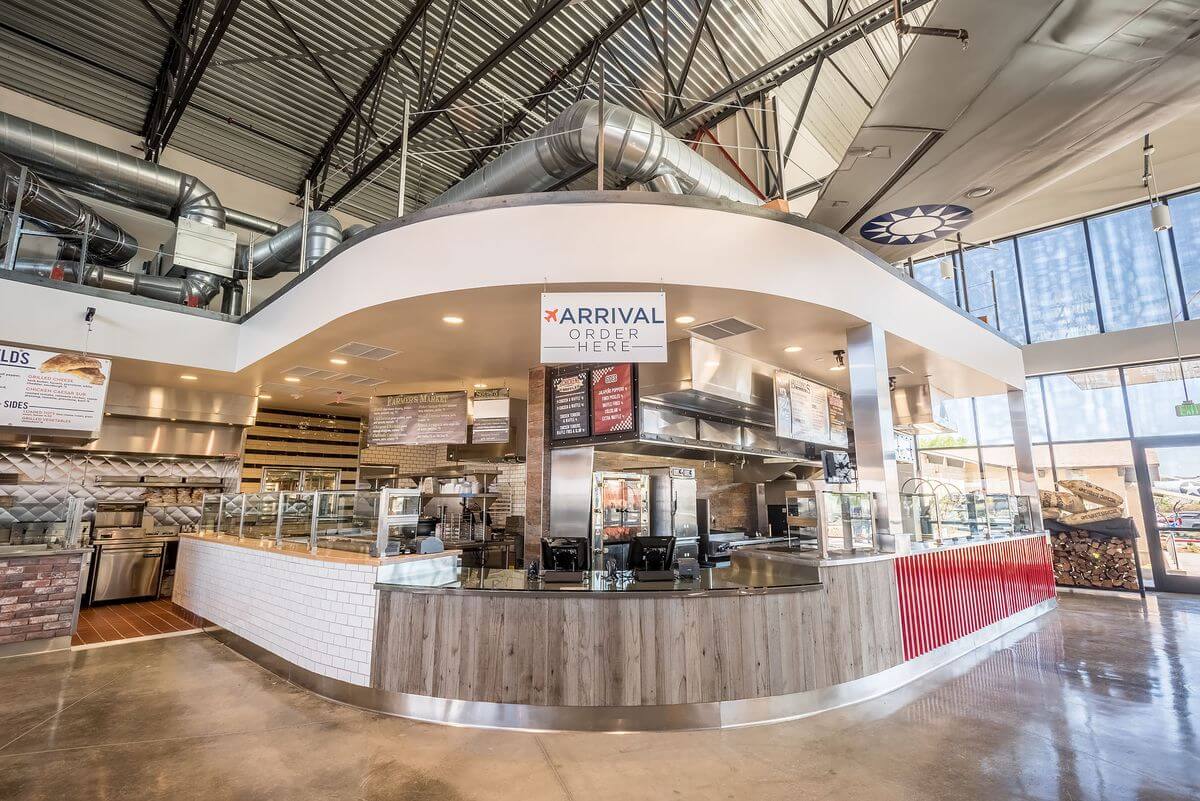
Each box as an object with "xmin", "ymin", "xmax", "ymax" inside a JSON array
[{"xmin": 1133, "ymin": 437, "xmax": 1200, "ymax": 593}]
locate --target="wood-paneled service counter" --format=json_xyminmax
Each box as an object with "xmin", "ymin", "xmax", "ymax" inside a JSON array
[
  {"xmin": 362, "ymin": 533, "xmax": 1055, "ymax": 730},
  {"xmin": 179, "ymin": 532, "xmax": 1054, "ymax": 731}
]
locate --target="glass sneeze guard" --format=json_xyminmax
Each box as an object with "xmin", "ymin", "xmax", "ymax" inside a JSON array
[{"xmin": 199, "ymin": 488, "xmax": 422, "ymax": 557}]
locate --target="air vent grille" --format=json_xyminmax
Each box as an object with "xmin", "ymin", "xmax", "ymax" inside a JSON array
[
  {"xmin": 688, "ymin": 317, "xmax": 762, "ymax": 341},
  {"xmin": 888, "ymin": 365, "xmax": 914, "ymax": 378},
  {"xmin": 332, "ymin": 341, "xmax": 399, "ymax": 360},
  {"xmin": 285, "ymin": 369, "xmax": 388, "ymax": 387}
]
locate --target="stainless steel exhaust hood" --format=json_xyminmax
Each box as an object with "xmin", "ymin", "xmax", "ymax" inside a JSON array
[
  {"xmin": 638, "ymin": 338, "xmax": 776, "ymax": 426},
  {"xmin": 891, "ymin": 382, "xmax": 956, "ymax": 434}
]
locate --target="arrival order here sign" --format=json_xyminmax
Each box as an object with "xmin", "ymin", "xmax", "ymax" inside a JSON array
[{"xmin": 540, "ymin": 292, "xmax": 667, "ymax": 363}]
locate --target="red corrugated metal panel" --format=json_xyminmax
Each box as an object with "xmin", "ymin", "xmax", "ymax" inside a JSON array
[{"xmin": 894, "ymin": 536, "xmax": 1055, "ymax": 661}]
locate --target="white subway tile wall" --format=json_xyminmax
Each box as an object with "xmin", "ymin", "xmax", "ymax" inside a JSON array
[{"xmin": 174, "ymin": 538, "xmax": 378, "ymax": 686}]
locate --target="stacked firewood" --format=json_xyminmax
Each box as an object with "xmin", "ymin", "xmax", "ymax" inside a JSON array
[
  {"xmin": 1051, "ymin": 529, "xmax": 1139, "ymax": 590},
  {"xmin": 1042, "ymin": 479, "xmax": 1139, "ymax": 591}
]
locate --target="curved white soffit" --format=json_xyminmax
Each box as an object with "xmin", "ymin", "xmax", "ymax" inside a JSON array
[{"xmin": 239, "ymin": 196, "xmax": 1025, "ymax": 388}]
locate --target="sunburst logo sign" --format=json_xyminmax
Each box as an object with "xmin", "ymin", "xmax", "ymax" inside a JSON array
[{"xmin": 859, "ymin": 204, "xmax": 973, "ymax": 245}]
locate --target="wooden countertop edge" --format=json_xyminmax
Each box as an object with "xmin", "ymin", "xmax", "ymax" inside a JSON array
[
  {"xmin": 179, "ymin": 532, "xmax": 462, "ymax": 567},
  {"xmin": 372, "ymin": 581, "xmax": 826, "ymax": 598}
]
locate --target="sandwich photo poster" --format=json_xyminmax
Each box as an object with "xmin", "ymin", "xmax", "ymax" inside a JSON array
[{"xmin": 0, "ymin": 347, "xmax": 112, "ymax": 434}]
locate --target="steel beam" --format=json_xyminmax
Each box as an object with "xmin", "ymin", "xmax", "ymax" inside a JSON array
[
  {"xmin": 320, "ymin": 0, "xmax": 576, "ymax": 211},
  {"xmin": 666, "ymin": 0, "xmax": 933, "ymax": 128},
  {"xmin": 301, "ymin": 0, "xmax": 436, "ymax": 193},
  {"xmin": 672, "ymin": 0, "xmax": 714, "ymax": 116},
  {"xmin": 459, "ymin": 0, "xmax": 654, "ymax": 179},
  {"xmin": 140, "ymin": 0, "xmax": 203, "ymax": 160},
  {"xmin": 418, "ymin": 0, "xmax": 463, "ymax": 110},
  {"xmin": 144, "ymin": 0, "xmax": 243, "ymax": 158}
]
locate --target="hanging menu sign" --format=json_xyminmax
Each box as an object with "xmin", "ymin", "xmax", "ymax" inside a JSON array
[
  {"xmin": 550, "ymin": 370, "xmax": 590, "ymax": 440},
  {"xmin": 591, "ymin": 364, "xmax": 635, "ymax": 435},
  {"xmin": 0, "ymin": 347, "xmax": 111, "ymax": 436},
  {"xmin": 471, "ymin": 388, "xmax": 511, "ymax": 444},
  {"xmin": 774, "ymin": 370, "xmax": 848, "ymax": 448},
  {"xmin": 368, "ymin": 391, "xmax": 468, "ymax": 445}
]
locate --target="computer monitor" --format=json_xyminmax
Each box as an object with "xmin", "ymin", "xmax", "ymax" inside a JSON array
[
  {"xmin": 628, "ymin": 536, "xmax": 676, "ymax": 572},
  {"xmin": 541, "ymin": 538, "xmax": 589, "ymax": 572}
]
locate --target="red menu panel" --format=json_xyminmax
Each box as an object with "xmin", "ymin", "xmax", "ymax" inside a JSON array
[{"xmin": 590, "ymin": 364, "xmax": 634, "ymax": 435}]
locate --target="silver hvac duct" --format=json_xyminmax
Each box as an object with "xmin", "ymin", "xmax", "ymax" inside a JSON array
[
  {"xmin": 12, "ymin": 258, "xmax": 223, "ymax": 306},
  {"xmin": 225, "ymin": 207, "xmax": 284, "ymax": 235},
  {"xmin": 235, "ymin": 211, "xmax": 343, "ymax": 279},
  {"xmin": 342, "ymin": 223, "xmax": 369, "ymax": 240},
  {"xmin": 426, "ymin": 100, "xmax": 761, "ymax": 208},
  {"xmin": 0, "ymin": 153, "xmax": 138, "ymax": 266},
  {"xmin": 0, "ymin": 111, "xmax": 226, "ymax": 228}
]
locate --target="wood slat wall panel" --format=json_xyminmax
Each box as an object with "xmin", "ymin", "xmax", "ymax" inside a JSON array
[
  {"xmin": 253, "ymin": 411, "xmax": 362, "ymax": 430},
  {"xmin": 372, "ymin": 560, "xmax": 904, "ymax": 707},
  {"xmin": 240, "ymin": 407, "xmax": 362, "ymax": 491},
  {"xmin": 245, "ymin": 425, "xmax": 361, "ymax": 443},
  {"xmin": 245, "ymin": 440, "xmax": 361, "ymax": 457}
]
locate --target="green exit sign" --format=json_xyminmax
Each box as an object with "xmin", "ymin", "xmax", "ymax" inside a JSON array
[{"xmin": 1178, "ymin": 401, "xmax": 1200, "ymax": 417}]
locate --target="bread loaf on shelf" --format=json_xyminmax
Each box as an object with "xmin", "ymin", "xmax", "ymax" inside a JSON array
[
  {"xmin": 1058, "ymin": 479, "xmax": 1123, "ymax": 509},
  {"xmin": 1061, "ymin": 506, "xmax": 1124, "ymax": 526}
]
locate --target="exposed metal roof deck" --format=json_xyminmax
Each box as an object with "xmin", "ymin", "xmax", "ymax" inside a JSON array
[{"xmin": 0, "ymin": 0, "xmax": 931, "ymax": 223}]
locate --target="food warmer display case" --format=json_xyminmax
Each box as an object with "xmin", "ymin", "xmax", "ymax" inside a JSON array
[
  {"xmin": 590, "ymin": 471, "xmax": 650, "ymax": 567},
  {"xmin": 783, "ymin": 481, "xmax": 879, "ymax": 558}
]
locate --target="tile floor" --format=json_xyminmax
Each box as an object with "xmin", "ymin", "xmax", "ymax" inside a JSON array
[
  {"xmin": 71, "ymin": 599, "xmax": 205, "ymax": 646},
  {"xmin": 1, "ymin": 592, "xmax": 1197, "ymax": 801}
]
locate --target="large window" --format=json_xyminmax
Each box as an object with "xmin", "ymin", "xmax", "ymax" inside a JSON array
[
  {"xmin": 1167, "ymin": 192, "xmax": 1200, "ymax": 318},
  {"xmin": 1122, "ymin": 360, "xmax": 1200, "ymax": 437},
  {"xmin": 1087, "ymin": 205, "xmax": 1181, "ymax": 332},
  {"xmin": 1017, "ymin": 223, "xmax": 1100, "ymax": 342},
  {"xmin": 1041, "ymin": 369, "xmax": 1129, "ymax": 442},
  {"xmin": 962, "ymin": 240, "xmax": 1026, "ymax": 343},
  {"xmin": 898, "ymin": 188, "xmax": 1200, "ymax": 346},
  {"xmin": 911, "ymin": 257, "xmax": 958, "ymax": 306}
]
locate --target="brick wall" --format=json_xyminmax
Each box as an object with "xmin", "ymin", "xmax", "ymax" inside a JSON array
[
  {"xmin": 0, "ymin": 552, "xmax": 81, "ymax": 646},
  {"xmin": 524, "ymin": 367, "xmax": 549, "ymax": 562}
]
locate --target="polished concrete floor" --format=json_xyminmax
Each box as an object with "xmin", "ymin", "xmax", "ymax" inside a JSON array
[{"xmin": 1, "ymin": 592, "xmax": 1197, "ymax": 801}]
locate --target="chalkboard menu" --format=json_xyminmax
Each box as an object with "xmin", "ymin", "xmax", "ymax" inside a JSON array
[
  {"xmin": 550, "ymin": 370, "xmax": 590, "ymax": 439},
  {"xmin": 368, "ymin": 391, "xmax": 468, "ymax": 445},
  {"xmin": 471, "ymin": 388, "xmax": 511, "ymax": 444},
  {"xmin": 591, "ymin": 364, "xmax": 635, "ymax": 435},
  {"xmin": 774, "ymin": 370, "xmax": 848, "ymax": 448}
]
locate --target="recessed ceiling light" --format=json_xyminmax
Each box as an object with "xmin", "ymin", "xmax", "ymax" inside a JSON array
[
  {"xmin": 180, "ymin": 374, "xmax": 198, "ymax": 381},
  {"xmin": 169, "ymin": 418, "xmax": 177, "ymax": 422},
  {"xmin": 284, "ymin": 376, "xmax": 301, "ymax": 383},
  {"xmin": 965, "ymin": 186, "xmax": 994, "ymax": 199},
  {"xmin": 675, "ymin": 315, "xmax": 696, "ymax": 324},
  {"xmin": 329, "ymin": 358, "xmax": 348, "ymax": 365},
  {"xmin": 442, "ymin": 315, "xmax": 464, "ymax": 325},
  {"xmin": 473, "ymin": 383, "xmax": 487, "ymax": 389},
  {"xmin": 259, "ymin": 394, "xmax": 272, "ymax": 400},
  {"xmin": 784, "ymin": 345, "xmax": 803, "ymax": 353}
]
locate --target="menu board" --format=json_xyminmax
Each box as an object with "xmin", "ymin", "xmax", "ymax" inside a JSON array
[
  {"xmin": 368, "ymin": 391, "xmax": 467, "ymax": 445},
  {"xmin": 0, "ymin": 347, "xmax": 111, "ymax": 435},
  {"xmin": 774, "ymin": 370, "xmax": 848, "ymax": 447},
  {"xmin": 471, "ymin": 388, "xmax": 510, "ymax": 444},
  {"xmin": 550, "ymin": 370, "xmax": 590, "ymax": 440},
  {"xmin": 591, "ymin": 364, "xmax": 635, "ymax": 435}
]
